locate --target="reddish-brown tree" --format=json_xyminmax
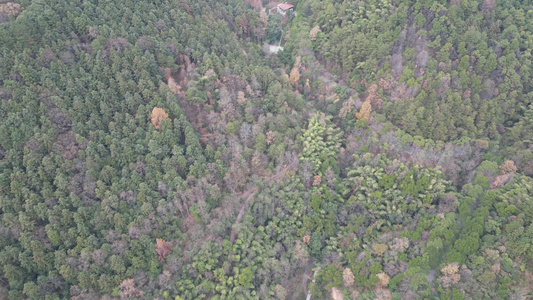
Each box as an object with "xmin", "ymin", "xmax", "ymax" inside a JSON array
[{"xmin": 155, "ymin": 239, "xmax": 173, "ymax": 261}]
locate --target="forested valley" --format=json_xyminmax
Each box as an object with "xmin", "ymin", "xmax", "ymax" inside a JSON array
[{"xmin": 0, "ymin": 0, "xmax": 532, "ymax": 299}]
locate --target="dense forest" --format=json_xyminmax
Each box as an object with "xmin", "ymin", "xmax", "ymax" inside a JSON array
[{"xmin": 0, "ymin": 0, "xmax": 532, "ymax": 299}]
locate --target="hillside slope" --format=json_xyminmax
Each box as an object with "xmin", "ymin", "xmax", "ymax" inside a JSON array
[{"xmin": 0, "ymin": 0, "xmax": 532, "ymax": 299}]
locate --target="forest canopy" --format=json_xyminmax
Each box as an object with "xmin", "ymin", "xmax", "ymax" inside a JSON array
[{"xmin": 0, "ymin": 0, "xmax": 532, "ymax": 299}]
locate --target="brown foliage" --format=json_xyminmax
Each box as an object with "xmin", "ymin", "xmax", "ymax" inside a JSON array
[
  {"xmin": 237, "ymin": 91, "xmax": 246, "ymax": 105},
  {"xmin": 204, "ymin": 69, "xmax": 215, "ymax": 78},
  {"xmin": 374, "ymin": 287, "xmax": 392, "ymax": 300},
  {"xmin": 390, "ymin": 237, "xmax": 409, "ymax": 252},
  {"xmin": 106, "ymin": 38, "xmax": 130, "ymax": 52},
  {"xmin": 524, "ymin": 161, "xmax": 533, "ymax": 177},
  {"xmin": 290, "ymin": 56, "xmax": 302, "ymax": 86},
  {"xmin": 339, "ymin": 233, "xmax": 355, "ymax": 250},
  {"xmin": 441, "ymin": 262, "xmax": 459, "ymax": 275},
  {"xmin": 351, "ymin": 290, "xmax": 361, "ymax": 299},
  {"xmin": 155, "ymin": 238, "xmax": 173, "ymax": 261},
  {"xmin": 499, "ymin": 160, "xmax": 517, "ymax": 175},
  {"xmin": 490, "ymin": 173, "xmax": 513, "ymax": 189},
  {"xmin": 367, "ymin": 84, "xmax": 378, "ymax": 99},
  {"xmin": 481, "ymin": 0, "xmax": 496, "ymax": 14},
  {"xmin": 53, "ymin": 131, "xmax": 76, "ymax": 152},
  {"xmin": 485, "ymin": 248, "xmax": 499, "ymax": 257},
  {"xmin": 376, "ymin": 272, "xmax": 390, "ymax": 287},
  {"xmin": 477, "ymin": 270, "xmax": 496, "ymax": 282},
  {"xmin": 338, "ymin": 97, "xmax": 355, "ymax": 119},
  {"xmin": 373, "ymin": 243, "xmax": 388, "ymax": 256},
  {"xmin": 289, "ymin": 66, "xmax": 300, "ymax": 86},
  {"xmin": 438, "ymin": 262, "xmax": 461, "ymax": 289},
  {"xmin": 0, "ymin": 2, "xmax": 23, "ymax": 16},
  {"xmin": 266, "ymin": 131, "xmax": 275, "ymax": 145},
  {"xmin": 343, "ymin": 268, "xmax": 355, "ymax": 287},
  {"xmin": 379, "ymin": 78, "xmax": 391, "ymax": 90},
  {"xmin": 181, "ymin": 0, "xmax": 190, "ymax": 12},
  {"xmin": 312, "ymin": 175, "xmax": 322, "ymax": 186},
  {"xmin": 438, "ymin": 194, "xmax": 457, "ymax": 214},
  {"xmin": 438, "ymin": 272, "xmax": 461, "ymax": 288},
  {"xmin": 491, "ymin": 263, "xmax": 501, "ymax": 273},
  {"xmin": 41, "ymin": 48, "xmax": 57, "ymax": 64},
  {"xmin": 119, "ymin": 279, "xmax": 144, "ymax": 299},
  {"xmin": 331, "ymin": 287, "xmax": 344, "ymax": 300},
  {"xmin": 475, "ymin": 139, "xmax": 489, "ymax": 149},
  {"xmin": 246, "ymin": 0, "xmax": 262, "ymax": 10},
  {"xmin": 309, "ymin": 26, "xmax": 321, "ymax": 41},
  {"xmin": 48, "ymin": 107, "xmax": 72, "ymax": 133},
  {"xmin": 251, "ymin": 151, "xmax": 263, "ymax": 169},
  {"xmin": 151, "ymin": 107, "xmax": 171, "ymax": 130},
  {"xmin": 168, "ymin": 76, "xmax": 180, "ymax": 94},
  {"xmin": 24, "ymin": 139, "xmax": 41, "ymax": 152},
  {"xmin": 63, "ymin": 143, "xmax": 79, "ymax": 160},
  {"xmin": 260, "ymin": 10, "xmax": 268, "ymax": 26},
  {"xmin": 88, "ymin": 26, "xmax": 99, "ymax": 39},
  {"xmin": 365, "ymin": 84, "xmax": 383, "ymax": 109},
  {"xmin": 303, "ymin": 235, "xmax": 310, "ymax": 245}
]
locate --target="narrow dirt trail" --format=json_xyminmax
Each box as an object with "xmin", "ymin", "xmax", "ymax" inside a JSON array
[
  {"xmin": 287, "ymin": 260, "xmax": 316, "ymax": 300},
  {"xmin": 229, "ymin": 187, "xmax": 258, "ymax": 243},
  {"xmin": 305, "ymin": 267, "xmax": 320, "ymax": 300}
]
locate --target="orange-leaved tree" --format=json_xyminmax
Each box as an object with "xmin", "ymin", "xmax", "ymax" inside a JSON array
[{"xmin": 151, "ymin": 107, "xmax": 171, "ymax": 130}]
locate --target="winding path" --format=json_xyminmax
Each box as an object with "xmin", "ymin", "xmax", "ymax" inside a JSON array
[{"xmin": 229, "ymin": 187, "xmax": 258, "ymax": 243}]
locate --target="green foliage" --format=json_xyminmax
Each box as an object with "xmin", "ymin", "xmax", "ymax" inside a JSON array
[
  {"xmin": 346, "ymin": 154, "xmax": 448, "ymax": 226},
  {"xmin": 317, "ymin": 264, "xmax": 343, "ymax": 290},
  {"xmin": 237, "ymin": 267, "xmax": 253, "ymax": 287},
  {"xmin": 299, "ymin": 113, "xmax": 342, "ymax": 174},
  {"xmin": 266, "ymin": 14, "xmax": 282, "ymax": 44},
  {"xmin": 1, "ymin": 0, "xmax": 532, "ymax": 299},
  {"xmin": 477, "ymin": 161, "xmax": 499, "ymax": 175}
]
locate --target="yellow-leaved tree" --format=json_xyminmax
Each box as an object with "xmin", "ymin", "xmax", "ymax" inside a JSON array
[
  {"xmin": 356, "ymin": 100, "xmax": 372, "ymax": 120},
  {"xmin": 290, "ymin": 56, "xmax": 301, "ymax": 86}
]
